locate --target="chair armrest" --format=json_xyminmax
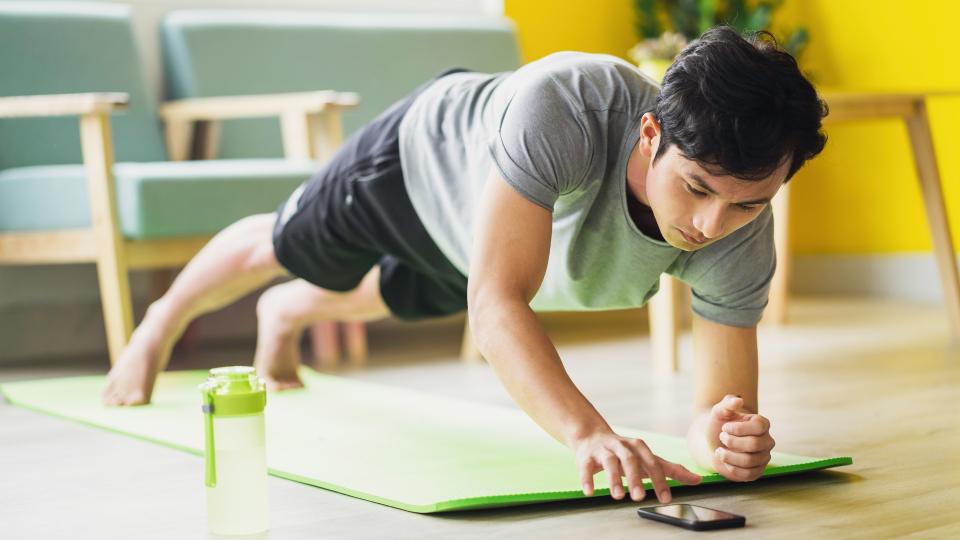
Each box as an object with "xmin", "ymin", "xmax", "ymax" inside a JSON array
[
  {"xmin": 0, "ymin": 92, "xmax": 129, "ymax": 118},
  {"xmin": 158, "ymin": 90, "xmax": 360, "ymax": 123}
]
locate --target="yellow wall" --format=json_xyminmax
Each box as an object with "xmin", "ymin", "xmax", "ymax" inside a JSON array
[
  {"xmin": 504, "ymin": 0, "xmax": 637, "ymax": 63},
  {"xmin": 504, "ymin": 0, "xmax": 960, "ymax": 254}
]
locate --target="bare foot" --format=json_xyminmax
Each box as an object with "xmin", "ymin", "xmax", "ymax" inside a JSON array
[
  {"xmin": 101, "ymin": 324, "xmax": 169, "ymax": 406},
  {"xmin": 254, "ymin": 332, "xmax": 304, "ymax": 391},
  {"xmin": 254, "ymin": 301, "xmax": 305, "ymax": 392},
  {"xmin": 102, "ymin": 301, "xmax": 182, "ymax": 406}
]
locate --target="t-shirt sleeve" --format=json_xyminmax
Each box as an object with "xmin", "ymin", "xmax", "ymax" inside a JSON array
[
  {"xmin": 670, "ymin": 206, "xmax": 777, "ymax": 327},
  {"xmin": 488, "ymin": 72, "xmax": 594, "ymax": 211}
]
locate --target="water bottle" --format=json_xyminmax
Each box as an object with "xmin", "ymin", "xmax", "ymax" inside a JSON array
[{"xmin": 200, "ymin": 366, "xmax": 268, "ymax": 536}]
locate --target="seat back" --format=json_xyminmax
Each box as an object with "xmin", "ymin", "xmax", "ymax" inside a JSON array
[
  {"xmin": 161, "ymin": 10, "xmax": 521, "ymax": 159},
  {"xmin": 0, "ymin": 1, "xmax": 167, "ymax": 170}
]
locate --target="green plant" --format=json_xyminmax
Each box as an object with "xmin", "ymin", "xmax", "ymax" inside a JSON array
[{"xmin": 633, "ymin": 0, "xmax": 808, "ymax": 59}]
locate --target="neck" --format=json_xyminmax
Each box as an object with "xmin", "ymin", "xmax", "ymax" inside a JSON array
[
  {"xmin": 625, "ymin": 141, "xmax": 651, "ymax": 206},
  {"xmin": 623, "ymin": 141, "xmax": 665, "ymax": 241}
]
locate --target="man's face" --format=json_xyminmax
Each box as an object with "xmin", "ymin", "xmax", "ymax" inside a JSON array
[{"xmin": 631, "ymin": 114, "xmax": 788, "ymax": 251}]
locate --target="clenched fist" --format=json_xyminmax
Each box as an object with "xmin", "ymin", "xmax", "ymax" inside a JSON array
[{"xmin": 708, "ymin": 394, "xmax": 775, "ymax": 482}]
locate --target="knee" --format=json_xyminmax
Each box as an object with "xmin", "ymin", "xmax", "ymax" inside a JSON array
[
  {"xmin": 256, "ymin": 280, "xmax": 336, "ymax": 332},
  {"xmin": 245, "ymin": 240, "xmax": 280, "ymax": 275}
]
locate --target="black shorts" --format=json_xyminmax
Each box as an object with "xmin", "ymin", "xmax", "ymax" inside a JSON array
[{"xmin": 272, "ymin": 70, "xmax": 469, "ymax": 321}]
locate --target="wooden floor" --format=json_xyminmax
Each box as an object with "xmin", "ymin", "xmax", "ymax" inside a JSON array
[{"xmin": 1, "ymin": 297, "xmax": 958, "ymax": 539}]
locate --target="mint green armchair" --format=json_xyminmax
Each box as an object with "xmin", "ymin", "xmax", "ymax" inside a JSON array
[{"xmin": 0, "ymin": 2, "xmax": 357, "ymax": 365}]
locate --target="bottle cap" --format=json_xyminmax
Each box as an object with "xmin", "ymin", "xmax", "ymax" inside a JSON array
[{"xmin": 201, "ymin": 366, "xmax": 267, "ymax": 416}]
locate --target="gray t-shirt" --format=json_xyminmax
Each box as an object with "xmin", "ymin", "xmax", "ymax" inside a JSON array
[{"xmin": 399, "ymin": 51, "xmax": 775, "ymax": 327}]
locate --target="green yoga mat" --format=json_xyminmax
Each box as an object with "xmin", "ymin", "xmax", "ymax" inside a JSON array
[{"xmin": 0, "ymin": 368, "xmax": 851, "ymax": 513}]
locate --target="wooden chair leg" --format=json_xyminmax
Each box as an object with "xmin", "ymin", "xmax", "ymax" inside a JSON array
[
  {"xmin": 95, "ymin": 257, "xmax": 135, "ymax": 366},
  {"xmin": 164, "ymin": 119, "xmax": 192, "ymax": 162},
  {"xmin": 763, "ymin": 184, "xmax": 791, "ymax": 326},
  {"xmin": 310, "ymin": 322, "xmax": 341, "ymax": 369},
  {"xmin": 905, "ymin": 101, "xmax": 960, "ymax": 337},
  {"xmin": 343, "ymin": 321, "xmax": 368, "ymax": 367},
  {"xmin": 649, "ymin": 274, "xmax": 682, "ymax": 373},
  {"xmin": 80, "ymin": 111, "xmax": 133, "ymax": 365},
  {"xmin": 460, "ymin": 319, "xmax": 484, "ymax": 363},
  {"xmin": 679, "ymin": 282, "xmax": 693, "ymax": 328}
]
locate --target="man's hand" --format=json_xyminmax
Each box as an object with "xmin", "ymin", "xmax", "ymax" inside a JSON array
[
  {"xmin": 574, "ymin": 431, "xmax": 702, "ymax": 502},
  {"xmin": 709, "ymin": 394, "xmax": 775, "ymax": 482}
]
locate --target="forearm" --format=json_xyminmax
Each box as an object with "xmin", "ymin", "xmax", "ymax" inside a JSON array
[
  {"xmin": 470, "ymin": 297, "xmax": 610, "ymax": 448},
  {"xmin": 688, "ymin": 315, "xmax": 761, "ymax": 470}
]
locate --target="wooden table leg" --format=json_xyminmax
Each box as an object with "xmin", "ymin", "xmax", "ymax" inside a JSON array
[
  {"xmin": 343, "ymin": 321, "xmax": 368, "ymax": 367},
  {"xmin": 763, "ymin": 184, "xmax": 791, "ymax": 325},
  {"xmin": 905, "ymin": 100, "xmax": 960, "ymax": 338},
  {"xmin": 649, "ymin": 274, "xmax": 682, "ymax": 373},
  {"xmin": 311, "ymin": 321, "xmax": 341, "ymax": 369},
  {"xmin": 460, "ymin": 319, "xmax": 484, "ymax": 363}
]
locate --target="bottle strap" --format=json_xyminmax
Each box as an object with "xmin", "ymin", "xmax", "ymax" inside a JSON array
[{"xmin": 202, "ymin": 389, "xmax": 217, "ymax": 488}]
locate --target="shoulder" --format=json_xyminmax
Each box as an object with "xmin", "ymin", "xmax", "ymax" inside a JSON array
[
  {"xmin": 518, "ymin": 51, "xmax": 648, "ymax": 81},
  {"xmin": 504, "ymin": 52, "xmax": 659, "ymax": 112}
]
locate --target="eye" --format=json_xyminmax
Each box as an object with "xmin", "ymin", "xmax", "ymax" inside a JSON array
[
  {"xmin": 736, "ymin": 203, "xmax": 764, "ymax": 212},
  {"xmin": 684, "ymin": 184, "xmax": 707, "ymax": 198}
]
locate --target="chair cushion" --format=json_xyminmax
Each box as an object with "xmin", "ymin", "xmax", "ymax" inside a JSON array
[{"xmin": 0, "ymin": 159, "xmax": 315, "ymax": 238}]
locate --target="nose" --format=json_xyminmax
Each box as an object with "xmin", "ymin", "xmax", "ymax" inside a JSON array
[{"xmin": 693, "ymin": 203, "xmax": 725, "ymax": 239}]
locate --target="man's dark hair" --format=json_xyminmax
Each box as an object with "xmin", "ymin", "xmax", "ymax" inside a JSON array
[{"xmin": 653, "ymin": 25, "xmax": 828, "ymax": 182}]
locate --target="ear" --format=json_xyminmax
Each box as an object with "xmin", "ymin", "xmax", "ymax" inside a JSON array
[{"xmin": 639, "ymin": 112, "xmax": 662, "ymax": 158}]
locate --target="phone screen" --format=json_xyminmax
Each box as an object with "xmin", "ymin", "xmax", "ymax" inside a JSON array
[
  {"xmin": 648, "ymin": 504, "xmax": 737, "ymax": 521},
  {"xmin": 637, "ymin": 504, "xmax": 746, "ymax": 530}
]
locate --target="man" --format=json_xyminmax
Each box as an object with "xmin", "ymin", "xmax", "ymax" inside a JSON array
[{"xmin": 103, "ymin": 26, "xmax": 827, "ymax": 504}]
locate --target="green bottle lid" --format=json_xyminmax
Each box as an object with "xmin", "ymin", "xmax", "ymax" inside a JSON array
[
  {"xmin": 201, "ymin": 366, "xmax": 267, "ymax": 416},
  {"xmin": 200, "ymin": 366, "xmax": 267, "ymax": 487}
]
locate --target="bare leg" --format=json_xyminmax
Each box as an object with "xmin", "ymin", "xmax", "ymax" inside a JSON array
[
  {"xmin": 253, "ymin": 268, "xmax": 389, "ymax": 390},
  {"xmin": 103, "ymin": 213, "xmax": 286, "ymax": 406}
]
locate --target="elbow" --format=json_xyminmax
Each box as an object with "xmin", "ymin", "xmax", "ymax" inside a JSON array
[
  {"xmin": 466, "ymin": 279, "xmax": 492, "ymax": 355},
  {"xmin": 467, "ymin": 276, "xmax": 536, "ymax": 358},
  {"xmin": 466, "ymin": 279, "xmax": 521, "ymax": 358}
]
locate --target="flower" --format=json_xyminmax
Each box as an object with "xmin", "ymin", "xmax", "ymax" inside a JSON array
[{"xmin": 628, "ymin": 31, "xmax": 689, "ymax": 63}]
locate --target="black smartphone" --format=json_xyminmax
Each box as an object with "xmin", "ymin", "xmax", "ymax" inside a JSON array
[{"xmin": 637, "ymin": 504, "xmax": 746, "ymax": 531}]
